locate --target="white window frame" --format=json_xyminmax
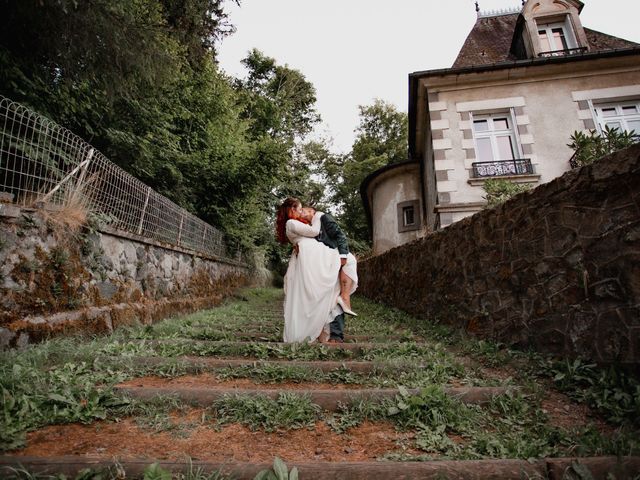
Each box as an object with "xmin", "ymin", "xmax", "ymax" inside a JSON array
[
  {"xmin": 470, "ymin": 109, "xmax": 524, "ymax": 163},
  {"xmin": 536, "ymin": 17, "xmax": 578, "ymax": 54},
  {"xmin": 593, "ymin": 100, "xmax": 640, "ymax": 135}
]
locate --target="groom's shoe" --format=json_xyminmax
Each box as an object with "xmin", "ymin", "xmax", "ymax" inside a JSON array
[{"xmin": 337, "ymin": 296, "xmax": 357, "ymax": 317}]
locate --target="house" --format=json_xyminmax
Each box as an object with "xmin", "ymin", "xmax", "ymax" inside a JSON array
[{"xmin": 361, "ymin": 0, "xmax": 640, "ymax": 255}]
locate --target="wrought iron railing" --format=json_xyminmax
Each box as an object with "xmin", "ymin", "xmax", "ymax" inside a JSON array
[
  {"xmin": 0, "ymin": 95, "xmax": 245, "ymax": 264},
  {"xmin": 471, "ymin": 158, "xmax": 534, "ymax": 178},
  {"xmin": 569, "ymin": 151, "xmax": 580, "ymax": 169},
  {"xmin": 538, "ymin": 46, "xmax": 588, "ymax": 58}
]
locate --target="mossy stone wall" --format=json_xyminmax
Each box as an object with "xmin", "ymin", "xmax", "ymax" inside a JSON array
[{"xmin": 0, "ymin": 211, "xmax": 249, "ymax": 348}]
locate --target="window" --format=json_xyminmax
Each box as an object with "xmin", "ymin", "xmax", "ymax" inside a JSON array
[
  {"xmin": 537, "ymin": 18, "xmax": 577, "ymax": 55},
  {"xmin": 397, "ymin": 200, "xmax": 421, "ymax": 233},
  {"xmin": 594, "ymin": 101, "xmax": 640, "ymax": 134},
  {"xmin": 402, "ymin": 206, "xmax": 415, "ymax": 226},
  {"xmin": 472, "ymin": 112, "xmax": 519, "ymax": 162}
]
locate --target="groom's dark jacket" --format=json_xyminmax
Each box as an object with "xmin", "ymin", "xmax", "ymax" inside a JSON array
[{"xmin": 316, "ymin": 214, "xmax": 349, "ymax": 257}]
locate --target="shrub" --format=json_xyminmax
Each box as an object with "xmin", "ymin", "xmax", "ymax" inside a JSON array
[
  {"xmin": 482, "ymin": 179, "xmax": 530, "ymax": 208},
  {"xmin": 568, "ymin": 125, "xmax": 639, "ymax": 168}
]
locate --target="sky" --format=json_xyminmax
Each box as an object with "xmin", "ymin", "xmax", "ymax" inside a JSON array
[{"xmin": 217, "ymin": 0, "xmax": 640, "ymax": 154}]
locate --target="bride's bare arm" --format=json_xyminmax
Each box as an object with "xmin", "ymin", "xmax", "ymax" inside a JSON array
[{"xmin": 286, "ymin": 212, "xmax": 323, "ymax": 238}]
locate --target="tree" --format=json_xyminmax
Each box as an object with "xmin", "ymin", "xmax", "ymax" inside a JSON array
[
  {"xmin": 285, "ymin": 139, "xmax": 339, "ymax": 210},
  {"xmin": 351, "ymin": 99, "xmax": 408, "ymax": 166},
  {"xmin": 235, "ymin": 49, "xmax": 320, "ymax": 142},
  {"xmin": 0, "ymin": 0, "xmax": 183, "ymax": 102},
  {"xmin": 0, "ymin": 2, "xmax": 329, "ymax": 264},
  {"xmin": 160, "ymin": 0, "xmax": 239, "ymax": 63},
  {"xmin": 323, "ymin": 99, "xmax": 408, "ymax": 250},
  {"xmin": 231, "ymin": 49, "xmax": 323, "ymax": 252}
]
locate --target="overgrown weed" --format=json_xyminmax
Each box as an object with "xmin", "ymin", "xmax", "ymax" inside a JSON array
[{"xmin": 211, "ymin": 393, "xmax": 319, "ymax": 432}]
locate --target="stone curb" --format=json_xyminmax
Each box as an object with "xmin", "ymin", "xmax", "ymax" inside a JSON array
[
  {"xmin": 150, "ymin": 339, "xmax": 426, "ymax": 353},
  {"xmin": 115, "ymin": 386, "xmax": 511, "ymax": 410},
  {"xmin": 1, "ymin": 294, "xmax": 231, "ymax": 350},
  {"xmin": 186, "ymin": 331, "xmax": 420, "ymax": 343},
  {"xmin": 105, "ymin": 356, "xmax": 420, "ymax": 373},
  {"xmin": 2, "ymin": 455, "xmax": 639, "ymax": 479}
]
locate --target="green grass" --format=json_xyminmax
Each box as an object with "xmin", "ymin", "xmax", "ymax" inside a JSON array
[{"xmin": 329, "ymin": 386, "xmax": 639, "ymax": 460}]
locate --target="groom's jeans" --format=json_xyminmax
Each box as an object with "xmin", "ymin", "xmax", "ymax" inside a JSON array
[{"xmin": 329, "ymin": 313, "xmax": 345, "ymax": 342}]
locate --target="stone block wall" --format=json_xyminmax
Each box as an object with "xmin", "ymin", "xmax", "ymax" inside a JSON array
[
  {"xmin": 0, "ymin": 209, "xmax": 250, "ymax": 348},
  {"xmin": 358, "ymin": 144, "xmax": 640, "ymax": 365}
]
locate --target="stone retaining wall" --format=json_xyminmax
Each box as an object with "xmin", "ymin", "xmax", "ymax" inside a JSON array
[
  {"xmin": 358, "ymin": 144, "xmax": 640, "ymax": 365},
  {"xmin": 0, "ymin": 208, "xmax": 250, "ymax": 348}
]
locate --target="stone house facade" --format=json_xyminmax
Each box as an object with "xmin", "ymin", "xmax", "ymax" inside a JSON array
[{"xmin": 362, "ymin": 0, "xmax": 640, "ymax": 255}]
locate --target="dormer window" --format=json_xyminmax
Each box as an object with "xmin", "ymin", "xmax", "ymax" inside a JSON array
[
  {"xmin": 515, "ymin": 0, "xmax": 589, "ymax": 60},
  {"xmin": 536, "ymin": 16, "xmax": 584, "ymax": 57},
  {"xmin": 538, "ymin": 23, "xmax": 570, "ymax": 52}
]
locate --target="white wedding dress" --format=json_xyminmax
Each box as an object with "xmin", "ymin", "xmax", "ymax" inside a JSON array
[{"xmin": 283, "ymin": 212, "xmax": 357, "ymax": 343}]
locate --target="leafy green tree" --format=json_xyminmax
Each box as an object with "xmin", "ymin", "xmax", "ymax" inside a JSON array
[
  {"xmin": 231, "ymin": 49, "xmax": 323, "ymax": 255},
  {"xmin": 323, "ymin": 99, "xmax": 408, "ymax": 250},
  {"xmin": 0, "ymin": 0, "xmax": 184, "ymax": 101},
  {"xmin": 280, "ymin": 139, "xmax": 338, "ymax": 210},
  {"xmin": 0, "ymin": 2, "xmax": 332, "ymax": 267},
  {"xmin": 160, "ymin": 0, "xmax": 239, "ymax": 63},
  {"xmin": 235, "ymin": 49, "xmax": 320, "ymax": 142},
  {"xmin": 351, "ymin": 99, "xmax": 408, "ymax": 166}
]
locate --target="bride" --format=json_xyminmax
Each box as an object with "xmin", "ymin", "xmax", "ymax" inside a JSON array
[{"xmin": 276, "ymin": 197, "xmax": 341, "ymax": 343}]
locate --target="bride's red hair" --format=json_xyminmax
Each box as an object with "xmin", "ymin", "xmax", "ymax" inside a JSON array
[{"xmin": 276, "ymin": 197, "xmax": 301, "ymax": 244}]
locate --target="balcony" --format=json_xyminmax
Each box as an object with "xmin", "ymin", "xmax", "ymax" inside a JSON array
[
  {"xmin": 468, "ymin": 158, "xmax": 539, "ymax": 186},
  {"xmin": 538, "ymin": 46, "xmax": 588, "ymax": 58},
  {"xmin": 471, "ymin": 158, "xmax": 534, "ymax": 178}
]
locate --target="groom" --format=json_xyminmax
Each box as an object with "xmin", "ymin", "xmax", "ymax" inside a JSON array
[{"xmin": 300, "ymin": 206, "xmax": 350, "ymax": 343}]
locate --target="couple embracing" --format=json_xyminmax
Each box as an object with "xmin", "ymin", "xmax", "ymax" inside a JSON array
[{"xmin": 275, "ymin": 197, "xmax": 358, "ymax": 344}]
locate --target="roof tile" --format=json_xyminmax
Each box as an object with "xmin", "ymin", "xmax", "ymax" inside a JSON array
[
  {"xmin": 452, "ymin": 14, "xmax": 519, "ymax": 68},
  {"xmin": 585, "ymin": 28, "xmax": 639, "ymax": 52}
]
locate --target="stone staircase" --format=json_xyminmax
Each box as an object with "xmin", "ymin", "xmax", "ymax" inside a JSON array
[{"xmin": 1, "ymin": 288, "xmax": 638, "ymax": 479}]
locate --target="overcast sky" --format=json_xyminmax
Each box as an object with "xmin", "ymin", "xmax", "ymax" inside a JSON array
[{"xmin": 217, "ymin": 0, "xmax": 640, "ymax": 153}]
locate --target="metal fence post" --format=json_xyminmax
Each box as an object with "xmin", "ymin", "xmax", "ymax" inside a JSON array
[
  {"xmin": 42, "ymin": 148, "xmax": 94, "ymax": 203},
  {"xmin": 69, "ymin": 148, "xmax": 94, "ymax": 205},
  {"xmin": 177, "ymin": 214, "xmax": 184, "ymax": 246},
  {"xmin": 137, "ymin": 186, "xmax": 151, "ymax": 236}
]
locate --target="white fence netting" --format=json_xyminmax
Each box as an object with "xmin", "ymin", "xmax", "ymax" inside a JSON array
[{"xmin": 0, "ymin": 96, "xmax": 243, "ymax": 263}]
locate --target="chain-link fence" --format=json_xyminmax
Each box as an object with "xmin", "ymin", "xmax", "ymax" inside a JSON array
[{"xmin": 0, "ymin": 95, "xmax": 244, "ymax": 263}]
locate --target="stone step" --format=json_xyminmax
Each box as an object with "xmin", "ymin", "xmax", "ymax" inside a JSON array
[
  {"xmin": 116, "ymin": 385, "xmax": 511, "ymax": 410},
  {"xmin": 188, "ymin": 331, "xmax": 419, "ymax": 343},
  {"xmin": 183, "ymin": 318, "xmax": 409, "ymax": 330},
  {"xmin": 149, "ymin": 339, "xmax": 426, "ymax": 354},
  {"xmin": 106, "ymin": 356, "xmax": 421, "ymax": 373},
  {"xmin": 3, "ymin": 455, "xmax": 638, "ymax": 480}
]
